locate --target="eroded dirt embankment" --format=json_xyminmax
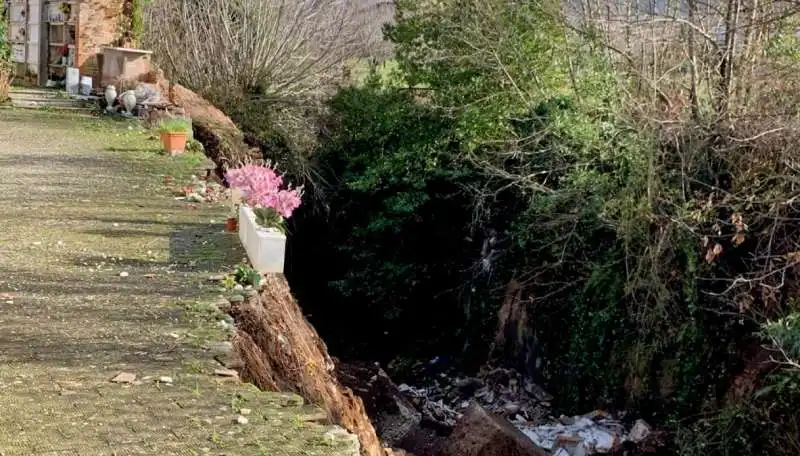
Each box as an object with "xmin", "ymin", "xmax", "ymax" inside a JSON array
[{"xmin": 229, "ymin": 274, "xmax": 386, "ymax": 456}]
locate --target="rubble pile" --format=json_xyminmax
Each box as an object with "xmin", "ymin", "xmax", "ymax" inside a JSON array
[
  {"xmin": 389, "ymin": 366, "xmax": 658, "ymax": 455},
  {"xmin": 397, "ymin": 366, "xmax": 551, "ymax": 428},
  {"xmin": 174, "ymin": 175, "xmax": 227, "ymax": 203},
  {"xmin": 520, "ymin": 411, "xmax": 653, "ymax": 455}
]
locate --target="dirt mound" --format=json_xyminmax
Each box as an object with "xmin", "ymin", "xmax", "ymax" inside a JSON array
[
  {"xmin": 229, "ymin": 274, "xmax": 385, "ymax": 456},
  {"xmin": 139, "ymin": 69, "xmax": 260, "ymax": 174}
]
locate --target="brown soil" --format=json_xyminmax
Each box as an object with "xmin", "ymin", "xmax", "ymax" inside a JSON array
[{"xmin": 230, "ymin": 274, "xmax": 386, "ymax": 456}]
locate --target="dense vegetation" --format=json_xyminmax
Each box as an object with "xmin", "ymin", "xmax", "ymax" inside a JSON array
[{"xmin": 145, "ymin": 0, "xmax": 800, "ymax": 453}]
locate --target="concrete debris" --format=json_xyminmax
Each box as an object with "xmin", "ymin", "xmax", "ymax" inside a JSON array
[
  {"xmin": 519, "ymin": 412, "xmax": 652, "ymax": 455},
  {"xmin": 440, "ymin": 403, "xmax": 548, "ymax": 456},
  {"xmin": 397, "ymin": 366, "xmax": 550, "ymax": 429},
  {"xmin": 393, "ymin": 365, "xmax": 656, "ymax": 455},
  {"xmin": 628, "ymin": 419, "xmax": 651, "ymax": 443},
  {"xmin": 176, "ymin": 175, "xmax": 227, "ymax": 204}
]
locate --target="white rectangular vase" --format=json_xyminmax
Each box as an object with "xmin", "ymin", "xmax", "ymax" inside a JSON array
[
  {"xmin": 65, "ymin": 68, "xmax": 80, "ymax": 94},
  {"xmin": 238, "ymin": 205, "xmax": 286, "ymax": 273}
]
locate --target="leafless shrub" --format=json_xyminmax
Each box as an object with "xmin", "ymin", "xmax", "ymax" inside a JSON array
[
  {"xmin": 566, "ymin": 0, "xmax": 800, "ymax": 121},
  {"xmin": 143, "ymin": 0, "xmax": 367, "ymax": 104}
]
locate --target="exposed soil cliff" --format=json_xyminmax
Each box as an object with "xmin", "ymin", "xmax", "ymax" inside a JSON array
[{"xmin": 229, "ymin": 274, "xmax": 386, "ymax": 456}]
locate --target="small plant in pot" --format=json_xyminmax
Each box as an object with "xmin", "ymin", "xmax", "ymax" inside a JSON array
[{"xmin": 158, "ymin": 118, "xmax": 192, "ymax": 156}]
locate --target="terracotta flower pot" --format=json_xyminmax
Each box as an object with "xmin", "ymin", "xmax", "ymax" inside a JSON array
[
  {"xmin": 225, "ymin": 217, "xmax": 238, "ymax": 232},
  {"xmin": 161, "ymin": 132, "xmax": 188, "ymax": 156}
]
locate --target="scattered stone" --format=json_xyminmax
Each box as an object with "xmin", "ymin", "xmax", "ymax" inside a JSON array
[
  {"xmin": 235, "ymin": 415, "xmax": 249, "ymax": 425},
  {"xmin": 158, "ymin": 376, "xmax": 173, "ymax": 384},
  {"xmin": 203, "ymin": 340, "xmax": 233, "ymax": 354},
  {"xmin": 324, "ymin": 426, "xmax": 359, "ymax": 447},
  {"xmin": 629, "ymin": 419, "xmax": 651, "ymax": 443},
  {"xmin": 119, "ymin": 272, "xmax": 129, "ymax": 277},
  {"xmin": 216, "ymin": 300, "xmax": 231, "ymax": 313},
  {"xmin": 239, "ymin": 408, "xmax": 251, "ymax": 415},
  {"xmin": 110, "ymin": 372, "xmax": 137, "ymax": 384},
  {"xmin": 503, "ymin": 403, "xmax": 521, "ymax": 415},
  {"xmin": 215, "ymin": 350, "xmax": 244, "ymax": 370},
  {"xmin": 214, "ymin": 368, "xmax": 239, "ymax": 378},
  {"xmin": 186, "ymin": 193, "xmax": 205, "ymax": 203}
]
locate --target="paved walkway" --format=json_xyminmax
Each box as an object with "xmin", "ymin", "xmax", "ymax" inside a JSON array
[{"xmin": 0, "ymin": 110, "xmax": 357, "ymax": 455}]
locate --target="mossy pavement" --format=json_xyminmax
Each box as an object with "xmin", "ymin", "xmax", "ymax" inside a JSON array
[{"xmin": 0, "ymin": 110, "xmax": 359, "ymax": 455}]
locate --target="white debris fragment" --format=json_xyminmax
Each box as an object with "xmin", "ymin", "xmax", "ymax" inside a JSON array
[
  {"xmin": 629, "ymin": 418, "xmax": 651, "ymax": 442},
  {"xmin": 518, "ymin": 413, "xmax": 650, "ymax": 454}
]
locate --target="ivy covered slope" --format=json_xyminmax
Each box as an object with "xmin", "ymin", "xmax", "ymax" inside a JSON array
[{"xmin": 278, "ymin": 0, "xmax": 800, "ymax": 454}]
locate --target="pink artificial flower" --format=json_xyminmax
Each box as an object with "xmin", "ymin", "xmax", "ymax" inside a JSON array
[
  {"xmin": 224, "ymin": 163, "xmax": 302, "ymax": 219},
  {"xmin": 273, "ymin": 188, "xmax": 302, "ymax": 218}
]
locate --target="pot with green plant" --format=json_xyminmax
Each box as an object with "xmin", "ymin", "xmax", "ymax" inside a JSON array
[
  {"xmin": 158, "ymin": 118, "xmax": 191, "ymax": 156},
  {"xmin": 225, "ymin": 163, "xmax": 302, "ymax": 273}
]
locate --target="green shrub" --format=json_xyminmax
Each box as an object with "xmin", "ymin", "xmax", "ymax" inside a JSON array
[
  {"xmin": 234, "ymin": 265, "xmax": 261, "ymax": 288},
  {"xmin": 286, "ymin": 77, "xmax": 490, "ymax": 361},
  {"xmin": 157, "ymin": 118, "xmax": 192, "ymax": 134}
]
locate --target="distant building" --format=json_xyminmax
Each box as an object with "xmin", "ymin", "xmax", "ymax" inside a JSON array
[{"xmin": 6, "ymin": 0, "xmax": 125, "ymax": 87}]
